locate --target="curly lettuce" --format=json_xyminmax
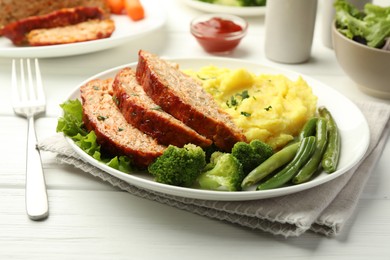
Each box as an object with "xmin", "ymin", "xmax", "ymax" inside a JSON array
[
  {"xmin": 56, "ymin": 99, "xmax": 133, "ymax": 173},
  {"xmin": 334, "ymin": 0, "xmax": 390, "ymax": 48}
]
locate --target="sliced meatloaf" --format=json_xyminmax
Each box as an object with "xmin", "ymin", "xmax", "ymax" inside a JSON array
[
  {"xmin": 2, "ymin": 6, "xmax": 106, "ymax": 45},
  {"xmin": 136, "ymin": 50, "xmax": 246, "ymax": 151},
  {"xmin": 0, "ymin": 0, "xmax": 109, "ymax": 33},
  {"xmin": 26, "ymin": 18, "xmax": 115, "ymax": 46},
  {"xmin": 112, "ymin": 67, "xmax": 212, "ymax": 148},
  {"xmin": 80, "ymin": 78, "xmax": 166, "ymax": 169}
]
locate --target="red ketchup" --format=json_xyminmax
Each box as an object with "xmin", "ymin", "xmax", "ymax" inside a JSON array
[{"xmin": 191, "ymin": 17, "xmax": 246, "ymax": 53}]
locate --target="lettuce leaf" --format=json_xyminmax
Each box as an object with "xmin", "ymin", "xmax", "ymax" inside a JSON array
[
  {"xmin": 334, "ymin": 0, "xmax": 390, "ymax": 48},
  {"xmin": 56, "ymin": 100, "xmax": 87, "ymax": 137},
  {"xmin": 56, "ymin": 99, "xmax": 133, "ymax": 173}
]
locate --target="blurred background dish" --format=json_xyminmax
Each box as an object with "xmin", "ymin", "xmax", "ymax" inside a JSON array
[
  {"xmin": 182, "ymin": 0, "xmax": 266, "ymax": 17},
  {"xmin": 332, "ymin": 22, "xmax": 390, "ymax": 99},
  {"xmin": 0, "ymin": 0, "xmax": 166, "ymax": 58}
]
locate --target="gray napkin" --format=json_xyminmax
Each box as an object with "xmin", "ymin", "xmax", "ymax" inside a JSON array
[{"xmin": 38, "ymin": 101, "xmax": 390, "ymax": 237}]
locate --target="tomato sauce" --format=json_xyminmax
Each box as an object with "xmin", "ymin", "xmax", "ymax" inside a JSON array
[{"xmin": 191, "ymin": 17, "xmax": 245, "ymax": 53}]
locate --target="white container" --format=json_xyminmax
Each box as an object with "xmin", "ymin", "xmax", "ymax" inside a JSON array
[
  {"xmin": 321, "ymin": 0, "xmax": 372, "ymax": 49},
  {"xmin": 264, "ymin": 0, "xmax": 318, "ymax": 64}
]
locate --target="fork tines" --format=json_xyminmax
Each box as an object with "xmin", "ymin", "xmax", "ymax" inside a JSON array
[{"xmin": 12, "ymin": 58, "xmax": 45, "ymax": 112}]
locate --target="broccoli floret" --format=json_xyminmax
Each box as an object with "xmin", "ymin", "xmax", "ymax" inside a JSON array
[
  {"xmin": 194, "ymin": 151, "xmax": 244, "ymax": 191},
  {"xmin": 231, "ymin": 139, "xmax": 274, "ymax": 174},
  {"xmin": 148, "ymin": 144, "xmax": 206, "ymax": 187}
]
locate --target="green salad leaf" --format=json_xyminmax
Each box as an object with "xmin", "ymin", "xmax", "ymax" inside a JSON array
[
  {"xmin": 56, "ymin": 99, "xmax": 133, "ymax": 173},
  {"xmin": 56, "ymin": 100, "xmax": 87, "ymax": 137},
  {"xmin": 334, "ymin": 0, "xmax": 390, "ymax": 48}
]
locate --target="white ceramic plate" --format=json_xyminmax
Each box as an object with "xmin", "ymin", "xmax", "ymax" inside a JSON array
[
  {"xmin": 182, "ymin": 0, "xmax": 266, "ymax": 16},
  {"xmin": 64, "ymin": 57, "xmax": 370, "ymax": 201},
  {"xmin": 0, "ymin": 0, "xmax": 166, "ymax": 58}
]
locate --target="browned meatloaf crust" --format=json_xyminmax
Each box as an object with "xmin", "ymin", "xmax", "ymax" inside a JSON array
[
  {"xmin": 136, "ymin": 50, "xmax": 246, "ymax": 151},
  {"xmin": 26, "ymin": 18, "xmax": 115, "ymax": 46},
  {"xmin": 80, "ymin": 78, "xmax": 166, "ymax": 169},
  {"xmin": 112, "ymin": 67, "xmax": 212, "ymax": 148},
  {"xmin": 0, "ymin": 0, "xmax": 109, "ymax": 32},
  {"xmin": 2, "ymin": 6, "xmax": 106, "ymax": 45}
]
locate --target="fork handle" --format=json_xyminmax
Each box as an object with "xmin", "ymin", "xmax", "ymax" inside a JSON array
[{"xmin": 25, "ymin": 116, "xmax": 49, "ymax": 220}]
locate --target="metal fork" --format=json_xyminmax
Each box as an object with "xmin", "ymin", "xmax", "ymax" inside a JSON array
[{"xmin": 12, "ymin": 58, "xmax": 49, "ymax": 220}]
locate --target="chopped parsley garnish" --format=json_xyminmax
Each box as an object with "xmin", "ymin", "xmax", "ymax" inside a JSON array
[
  {"xmin": 264, "ymin": 105, "xmax": 272, "ymax": 111},
  {"xmin": 238, "ymin": 90, "xmax": 250, "ymax": 100},
  {"xmin": 112, "ymin": 95, "xmax": 119, "ymax": 106},
  {"xmin": 151, "ymin": 106, "xmax": 163, "ymax": 111},
  {"xmin": 97, "ymin": 115, "xmax": 108, "ymax": 121},
  {"xmin": 226, "ymin": 90, "xmax": 250, "ymax": 108},
  {"xmin": 227, "ymin": 96, "xmax": 239, "ymax": 108},
  {"xmin": 241, "ymin": 111, "xmax": 251, "ymax": 117},
  {"xmin": 197, "ymin": 74, "xmax": 216, "ymax": 81}
]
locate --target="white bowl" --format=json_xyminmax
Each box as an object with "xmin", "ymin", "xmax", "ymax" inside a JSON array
[{"xmin": 332, "ymin": 22, "xmax": 390, "ymax": 99}]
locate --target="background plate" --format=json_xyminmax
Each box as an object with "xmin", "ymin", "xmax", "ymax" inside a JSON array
[
  {"xmin": 0, "ymin": 0, "xmax": 166, "ymax": 58},
  {"xmin": 182, "ymin": 0, "xmax": 266, "ymax": 16},
  {"xmin": 65, "ymin": 57, "xmax": 370, "ymax": 201}
]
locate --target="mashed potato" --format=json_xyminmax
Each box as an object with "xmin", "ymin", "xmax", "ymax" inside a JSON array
[{"xmin": 185, "ymin": 66, "xmax": 318, "ymax": 149}]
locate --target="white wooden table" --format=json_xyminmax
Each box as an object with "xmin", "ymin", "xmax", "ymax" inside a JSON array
[{"xmin": 1, "ymin": 0, "xmax": 389, "ymax": 259}]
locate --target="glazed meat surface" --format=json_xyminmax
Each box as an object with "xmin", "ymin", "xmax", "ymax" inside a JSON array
[
  {"xmin": 0, "ymin": 0, "xmax": 109, "ymax": 31},
  {"xmin": 112, "ymin": 67, "xmax": 212, "ymax": 148},
  {"xmin": 2, "ymin": 6, "xmax": 106, "ymax": 45},
  {"xmin": 80, "ymin": 78, "xmax": 166, "ymax": 169},
  {"xmin": 26, "ymin": 18, "xmax": 115, "ymax": 46},
  {"xmin": 136, "ymin": 50, "xmax": 246, "ymax": 151}
]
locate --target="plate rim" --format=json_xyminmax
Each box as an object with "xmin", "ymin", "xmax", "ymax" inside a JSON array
[{"xmin": 63, "ymin": 56, "xmax": 370, "ymax": 201}]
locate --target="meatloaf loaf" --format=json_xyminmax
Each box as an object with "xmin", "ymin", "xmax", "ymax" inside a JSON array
[
  {"xmin": 80, "ymin": 78, "xmax": 166, "ymax": 169},
  {"xmin": 112, "ymin": 67, "xmax": 212, "ymax": 148},
  {"xmin": 26, "ymin": 18, "xmax": 115, "ymax": 46},
  {"xmin": 136, "ymin": 50, "xmax": 246, "ymax": 151},
  {"xmin": 2, "ymin": 6, "xmax": 106, "ymax": 45},
  {"xmin": 0, "ymin": 0, "xmax": 109, "ymax": 33}
]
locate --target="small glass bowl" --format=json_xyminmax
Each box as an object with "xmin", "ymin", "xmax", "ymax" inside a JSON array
[{"xmin": 190, "ymin": 13, "xmax": 248, "ymax": 54}]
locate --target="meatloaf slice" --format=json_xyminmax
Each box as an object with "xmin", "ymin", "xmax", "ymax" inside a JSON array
[
  {"xmin": 0, "ymin": 0, "xmax": 109, "ymax": 33},
  {"xmin": 2, "ymin": 6, "xmax": 106, "ymax": 45},
  {"xmin": 80, "ymin": 78, "xmax": 166, "ymax": 169},
  {"xmin": 26, "ymin": 18, "xmax": 115, "ymax": 46},
  {"xmin": 112, "ymin": 67, "xmax": 212, "ymax": 148},
  {"xmin": 136, "ymin": 50, "xmax": 246, "ymax": 151}
]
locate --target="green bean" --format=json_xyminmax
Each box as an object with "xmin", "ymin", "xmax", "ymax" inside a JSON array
[
  {"xmin": 241, "ymin": 142, "xmax": 300, "ymax": 189},
  {"xmin": 318, "ymin": 107, "xmax": 341, "ymax": 173},
  {"xmin": 299, "ymin": 117, "xmax": 318, "ymax": 140},
  {"xmin": 293, "ymin": 117, "xmax": 328, "ymax": 184},
  {"xmin": 256, "ymin": 136, "xmax": 317, "ymax": 190}
]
